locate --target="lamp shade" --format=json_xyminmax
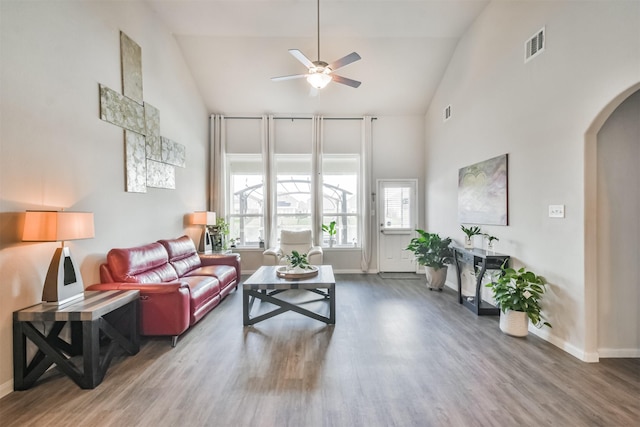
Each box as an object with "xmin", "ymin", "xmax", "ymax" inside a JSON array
[
  {"xmin": 23, "ymin": 211, "xmax": 95, "ymax": 242},
  {"xmin": 193, "ymin": 211, "xmax": 216, "ymax": 226}
]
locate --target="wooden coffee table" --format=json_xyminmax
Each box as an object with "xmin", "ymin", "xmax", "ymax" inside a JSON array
[{"xmin": 243, "ymin": 265, "xmax": 335, "ymax": 325}]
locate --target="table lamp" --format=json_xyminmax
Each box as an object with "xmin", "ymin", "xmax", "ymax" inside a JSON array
[
  {"xmin": 193, "ymin": 211, "xmax": 216, "ymax": 254},
  {"xmin": 23, "ymin": 210, "xmax": 95, "ymax": 305}
]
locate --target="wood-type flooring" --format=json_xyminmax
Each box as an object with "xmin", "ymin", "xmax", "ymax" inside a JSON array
[{"xmin": 0, "ymin": 274, "xmax": 638, "ymax": 426}]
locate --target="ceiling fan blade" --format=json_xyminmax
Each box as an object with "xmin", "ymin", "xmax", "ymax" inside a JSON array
[
  {"xmin": 328, "ymin": 52, "xmax": 361, "ymax": 71},
  {"xmin": 331, "ymin": 74, "xmax": 361, "ymax": 88},
  {"xmin": 271, "ymin": 74, "xmax": 308, "ymax": 82},
  {"xmin": 288, "ymin": 49, "xmax": 314, "ymax": 69}
]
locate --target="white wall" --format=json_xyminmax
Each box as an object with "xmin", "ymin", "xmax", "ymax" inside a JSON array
[
  {"xmin": 424, "ymin": 0, "xmax": 640, "ymax": 360},
  {"xmin": 596, "ymin": 89, "xmax": 640, "ymax": 357},
  {"xmin": 0, "ymin": 1, "xmax": 209, "ymax": 395}
]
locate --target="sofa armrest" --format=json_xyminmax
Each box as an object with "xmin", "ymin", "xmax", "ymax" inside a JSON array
[
  {"xmin": 199, "ymin": 253, "xmax": 241, "ymax": 279},
  {"xmin": 262, "ymin": 246, "xmax": 282, "ymax": 266},
  {"xmin": 87, "ymin": 281, "xmax": 188, "ymax": 294},
  {"xmin": 307, "ymin": 246, "xmax": 323, "ymax": 265},
  {"xmin": 87, "ymin": 281, "xmax": 190, "ymax": 337}
]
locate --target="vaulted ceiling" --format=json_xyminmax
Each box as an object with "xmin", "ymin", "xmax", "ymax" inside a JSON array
[{"xmin": 146, "ymin": 0, "xmax": 490, "ymax": 116}]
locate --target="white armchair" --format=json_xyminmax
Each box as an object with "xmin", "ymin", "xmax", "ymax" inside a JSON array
[{"xmin": 262, "ymin": 229, "xmax": 323, "ymax": 266}]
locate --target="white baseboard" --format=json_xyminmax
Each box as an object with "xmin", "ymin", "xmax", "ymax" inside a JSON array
[
  {"xmin": 528, "ymin": 328, "xmax": 600, "ymax": 362},
  {"xmin": 598, "ymin": 348, "xmax": 640, "ymax": 358},
  {"xmin": 0, "ymin": 379, "xmax": 13, "ymax": 399}
]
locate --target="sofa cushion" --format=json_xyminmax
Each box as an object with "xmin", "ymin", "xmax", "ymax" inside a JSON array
[
  {"xmin": 186, "ymin": 265, "xmax": 236, "ymax": 288},
  {"xmin": 179, "ymin": 275, "xmax": 221, "ymax": 325},
  {"xmin": 159, "ymin": 236, "xmax": 202, "ymax": 277},
  {"xmin": 107, "ymin": 242, "xmax": 179, "ymax": 283}
]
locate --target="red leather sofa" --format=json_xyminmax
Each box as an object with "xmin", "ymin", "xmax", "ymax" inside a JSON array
[{"xmin": 87, "ymin": 235, "xmax": 241, "ymax": 346}]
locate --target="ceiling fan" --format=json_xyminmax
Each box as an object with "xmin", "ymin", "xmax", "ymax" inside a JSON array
[{"xmin": 271, "ymin": 0, "xmax": 361, "ymax": 90}]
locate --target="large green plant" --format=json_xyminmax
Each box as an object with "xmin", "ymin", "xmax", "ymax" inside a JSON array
[
  {"xmin": 405, "ymin": 229, "xmax": 453, "ymax": 270},
  {"xmin": 486, "ymin": 265, "xmax": 552, "ymax": 328}
]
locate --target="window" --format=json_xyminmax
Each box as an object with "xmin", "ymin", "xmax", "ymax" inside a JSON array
[
  {"xmin": 274, "ymin": 154, "xmax": 312, "ymax": 237},
  {"xmin": 219, "ymin": 116, "xmax": 367, "ymax": 249},
  {"xmin": 322, "ymin": 155, "xmax": 360, "ymax": 247},
  {"xmin": 383, "ymin": 185, "xmax": 412, "ymax": 229},
  {"xmin": 227, "ymin": 154, "xmax": 264, "ymax": 246}
]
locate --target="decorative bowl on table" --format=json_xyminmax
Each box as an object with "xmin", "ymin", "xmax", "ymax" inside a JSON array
[{"xmin": 276, "ymin": 265, "xmax": 319, "ymax": 279}]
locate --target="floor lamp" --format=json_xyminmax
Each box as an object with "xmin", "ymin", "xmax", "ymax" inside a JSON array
[{"xmin": 23, "ymin": 210, "xmax": 95, "ymax": 305}]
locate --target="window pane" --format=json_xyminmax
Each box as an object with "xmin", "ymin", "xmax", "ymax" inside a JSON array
[
  {"xmin": 275, "ymin": 154, "xmax": 311, "ymax": 237},
  {"xmin": 228, "ymin": 154, "xmax": 264, "ymax": 246},
  {"xmin": 383, "ymin": 186, "xmax": 411, "ymax": 228},
  {"xmin": 322, "ymin": 215, "xmax": 359, "ymax": 247},
  {"xmin": 322, "ymin": 155, "xmax": 360, "ymax": 247}
]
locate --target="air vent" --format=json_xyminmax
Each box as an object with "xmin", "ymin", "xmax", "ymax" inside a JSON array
[
  {"xmin": 525, "ymin": 27, "xmax": 545, "ymax": 63},
  {"xmin": 443, "ymin": 105, "xmax": 452, "ymax": 122}
]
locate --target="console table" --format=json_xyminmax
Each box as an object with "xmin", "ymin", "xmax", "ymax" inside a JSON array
[
  {"xmin": 452, "ymin": 246, "xmax": 510, "ymax": 315},
  {"xmin": 13, "ymin": 290, "xmax": 139, "ymax": 390}
]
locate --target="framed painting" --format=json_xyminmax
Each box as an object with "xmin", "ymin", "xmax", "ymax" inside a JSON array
[{"xmin": 458, "ymin": 154, "xmax": 508, "ymax": 225}]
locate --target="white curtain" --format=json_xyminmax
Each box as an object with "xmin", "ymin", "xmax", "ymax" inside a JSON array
[
  {"xmin": 209, "ymin": 115, "xmax": 226, "ymax": 216},
  {"xmin": 311, "ymin": 116, "xmax": 324, "ymax": 246},
  {"xmin": 360, "ymin": 116, "xmax": 373, "ymax": 272},
  {"xmin": 262, "ymin": 115, "xmax": 275, "ymax": 248}
]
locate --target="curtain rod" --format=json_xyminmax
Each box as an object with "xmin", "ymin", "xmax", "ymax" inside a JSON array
[{"xmin": 215, "ymin": 116, "xmax": 377, "ymax": 121}]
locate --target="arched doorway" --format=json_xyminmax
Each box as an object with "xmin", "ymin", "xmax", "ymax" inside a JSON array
[{"xmin": 584, "ymin": 83, "xmax": 640, "ymax": 361}]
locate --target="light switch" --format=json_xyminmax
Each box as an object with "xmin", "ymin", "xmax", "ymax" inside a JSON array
[{"xmin": 549, "ymin": 204, "xmax": 565, "ymax": 218}]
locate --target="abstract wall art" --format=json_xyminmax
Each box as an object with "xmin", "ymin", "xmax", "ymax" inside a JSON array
[
  {"xmin": 99, "ymin": 31, "xmax": 186, "ymax": 192},
  {"xmin": 458, "ymin": 154, "xmax": 508, "ymax": 225}
]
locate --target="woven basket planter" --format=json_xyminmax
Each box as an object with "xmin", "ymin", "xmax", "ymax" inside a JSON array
[{"xmin": 499, "ymin": 310, "xmax": 529, "ymax": 337}]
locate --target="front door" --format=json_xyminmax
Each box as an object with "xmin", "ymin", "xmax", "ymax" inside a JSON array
[{"xmin": 377, "ymin": 179, "xmax": 418, "ymax": 272}]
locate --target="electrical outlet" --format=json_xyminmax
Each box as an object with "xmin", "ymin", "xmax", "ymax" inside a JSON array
[{"xmin": 548, "ymin": 204, "xmax": 565, "ymax": 218}]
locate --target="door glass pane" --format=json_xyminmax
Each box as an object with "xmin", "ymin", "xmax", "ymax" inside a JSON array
[{"xmin": 383, "ymin": 186, "xmax": 412, "ymax": 228}]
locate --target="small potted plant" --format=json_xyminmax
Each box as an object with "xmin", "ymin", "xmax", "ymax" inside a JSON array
[
  {"xmin": 212, "ymin": 217, "xmax": 230, "ymax": 250},
  {"xmin": 461, "ymin": 225, "xmax": 482, "ymax": 249},
  {"xmin": 486, "ymin": 264, "xmax": 552, "ymax": 337},
  {"xmin": 285, "ymin": 250, "xmax": 312, "ymax": 273},
  {"xmin": 405, "ymin": 229, "xmax": 453, "ymax": 291},
  {"xmin": 322, "ymin": 221, "xmax": 337, "ymax": 247},
  {"xmin": 484, "ymin": 234, "xmax": 499, "ymax": 252}
]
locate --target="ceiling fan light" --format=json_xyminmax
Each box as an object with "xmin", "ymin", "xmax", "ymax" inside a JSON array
[{"xmin": 307, "ymin": 72, "xmax": 332, "ymax": 89}]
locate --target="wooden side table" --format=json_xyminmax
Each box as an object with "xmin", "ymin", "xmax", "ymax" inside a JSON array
[{"xmin": 13, "ymin": 290, "xmax": 140, "ymax": 390}]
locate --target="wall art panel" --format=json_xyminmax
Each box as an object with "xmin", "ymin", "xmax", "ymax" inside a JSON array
[{"xmin": 458, "ymin": 154, "xmax": 508, "ymax": 225}]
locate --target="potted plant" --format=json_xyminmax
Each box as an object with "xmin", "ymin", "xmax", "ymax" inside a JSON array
[
  {"xmin": 405, "ymin": 229, "xmax": 453, "ymax": 291},
  {"xmin": 483, "ymin": 234, "xmax": 499, "ymax": 252},
  {"xmin": 322, "ymin": 221, "xmax": 337, "ymax": 247},
  {"xmin": 461, "ymin": 225, "xmax": 482, "ymax": 249},
  {"xmin": 210, "ymin": 217, "xmax": 230, "ymax": 250},
  {"xmin": 486, "ymin": 264, "xmax": 552, "ymax": 337},
  {"xmin": 285, "ymin": 250, "xmax": 312, "ymax": 273}
]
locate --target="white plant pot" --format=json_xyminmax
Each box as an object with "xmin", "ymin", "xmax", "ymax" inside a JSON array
[
  {"xmin": 499, "ymin": 310, "xmax": 529, "ymax": 337},
  {"xmin": 425, "ymin": 266, "xmax": 448, "ymax": 291}
]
